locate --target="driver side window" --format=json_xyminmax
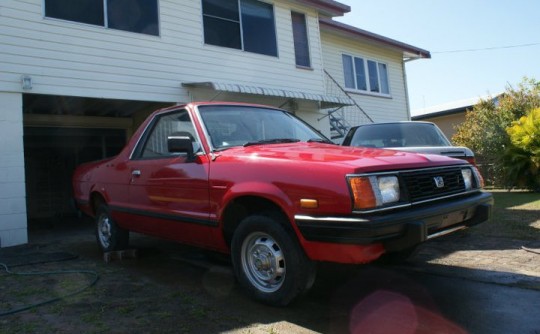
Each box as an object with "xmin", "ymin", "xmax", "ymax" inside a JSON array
[{"xmin": 140, "ymin": 110, "xmax": 201, "ymax": 159}]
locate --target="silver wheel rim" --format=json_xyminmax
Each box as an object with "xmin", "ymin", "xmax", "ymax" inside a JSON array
[
  {"xmin": 241, "ymin": 232, "xmax": 285, "ymax": 293},
  {"xmin": 97, "ymin": 213, "xmax": 112, "ymax": 249}
]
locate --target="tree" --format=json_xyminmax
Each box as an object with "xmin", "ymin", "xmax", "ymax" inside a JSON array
[{"xmin": 452, "ymin": 77, "xmax": 540, "ymax": 188}]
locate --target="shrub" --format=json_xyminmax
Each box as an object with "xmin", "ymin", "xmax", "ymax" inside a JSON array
[
  {"xmin": 453, "ymin": 77, "xmax": 540, "ymax": 187},
  {"xmin": 503, "ymin": 108, "xmax": 540, "ymax": 190}
]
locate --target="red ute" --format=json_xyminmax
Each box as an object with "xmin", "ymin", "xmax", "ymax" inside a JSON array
[{"xmin": 73, "ymin": 102, "xmax": 493, "ymax": 305}]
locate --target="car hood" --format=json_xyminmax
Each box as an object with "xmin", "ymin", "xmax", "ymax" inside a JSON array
[{"xmin": 216, "ymin": 142, "xmax": 465, "ymax": 173}]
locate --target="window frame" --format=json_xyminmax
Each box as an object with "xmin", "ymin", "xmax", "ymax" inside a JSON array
[
  {"xmin": 291, "ymin": 11, "xmax": 311, "ymax": 68},
  {"xmin": 201, "ymin": 0, "xmax": 279, "ymax": 57},
  {"xmin": 43, "ymin": 0, "xmax": 161, "ymax": 37},
  {"xmin": 131, "ymin": 109, "xmax": 204, "ymax": 161},
  {"xmin": 342, "ymin": 53, "xmax": 391, "ymax": 97}
]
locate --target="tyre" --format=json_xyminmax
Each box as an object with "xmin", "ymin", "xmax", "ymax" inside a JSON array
[
  {"xmin": 95, "ymin": 204, "xmax": 129, "ymax": 252},
  {"xmin": 231, "ymin": 214, "xmax": 316, "ymax": 306}
]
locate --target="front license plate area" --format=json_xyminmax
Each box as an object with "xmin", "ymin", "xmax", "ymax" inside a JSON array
[{"xmin": 427, "ymin": 208, "xmax": 475, "ymax": 231}]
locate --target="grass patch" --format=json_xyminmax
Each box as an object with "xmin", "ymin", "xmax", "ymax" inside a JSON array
[
  {"xmin": 189, "ymin": 306, "xmax": 208, "ymax": 320},
  {"xmin": 0, "ymin": 321, "xmax": 40, "ymax": 334},
  {"xmin": 491, "ymin": 190, "xmax": 540, "ymax": 209},
  {"xmin": 471, "ymin": 190, "xmax": 540, "ymax": 240},
  {"xmin": 115, "ymin": 304, "xmax": 136, "ymax": 315}
]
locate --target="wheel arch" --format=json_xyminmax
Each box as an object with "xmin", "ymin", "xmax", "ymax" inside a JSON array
[
  {"xmin": 221, "ymin": 195, "xmax": 295, "ymax": 248},
  {"xmin": 89, "ymin": 191, "xmax": 108, "ymax": 216}
]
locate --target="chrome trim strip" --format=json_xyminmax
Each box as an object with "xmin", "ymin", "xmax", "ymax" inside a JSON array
[
  {"xmin": 295, "ymin": 215, "xmax": 369, "ymax": 223},
  {"xmin": 410, "ymin": 189, "xmax": 480, "ymax": 206},
  {"xmin": 351, "ymin": 190, "xmax": 481, "ymax": 214},
  {"xmin": 427, "ymin": 225, "xmax": 467, "ymax": 240},
  {"xmin": 192, "ymin": 105, "xmax": 216, "ymax": 152},
  {"xmin": 352, "ymin": 203, "xmax": 412, "ymax": 214},
  {"xmin": 129, "ymin": 118, "xmax": 154, "ymax": 160}
]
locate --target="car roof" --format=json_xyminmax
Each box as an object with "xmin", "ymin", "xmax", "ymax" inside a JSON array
[
  {"xmin": 354, "ymin": 121, "xmax": 435, "ymax": 127},
  {"xmin": 148, "ymin": 101, "xmax": 289, "ymax": 118}
]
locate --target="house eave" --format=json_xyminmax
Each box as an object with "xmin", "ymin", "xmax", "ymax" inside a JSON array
[
  {"xmin": 412, "ymin": 107, "xmax": 470, "ymax": 120},
  {"xmin": 320, "ymin": 18, "xmax": 431, "ymax": 60},
  {"xmin": 293, "ymin": 0, "xmax": 350, "ymax": 17}
]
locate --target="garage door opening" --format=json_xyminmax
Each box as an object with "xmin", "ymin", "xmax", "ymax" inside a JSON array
[
  {"xmin": 24, "ymin": 127, "xmax": 126, "ymax": 222},
  {"xmin": 23, "ymin": 94, "xmax": 173, "ymax": 228}
]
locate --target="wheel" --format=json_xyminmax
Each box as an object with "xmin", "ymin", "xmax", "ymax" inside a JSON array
[
  {"xmin": 95, "ymin": 204, "xmax": 129, "ymax": 252},
  {"xmin": 231, "ymin": 214, "xmax": 316, "ymax": 306}
]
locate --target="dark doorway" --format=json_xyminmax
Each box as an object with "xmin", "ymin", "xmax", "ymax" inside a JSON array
[{"xmin": 24, "ymin": 127, "xmax": 126, "ymax": 221}]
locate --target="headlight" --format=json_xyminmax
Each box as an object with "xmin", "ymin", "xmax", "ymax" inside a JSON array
[
  {"xmin": 462, "ymin": 166, "xmax": 485, "ymax": 190},
  {"xmin": 472, "ymin": 166, "xmax": 485, "ymax": 188},
  {"xmin": 348, "ymin": 175, "xmax": 400, "ymax": 210},
  {"xmin": 461, "ymin": 168, "xmax": 473, "ymax": 190},
  {"xmin": 378, "ymin": 176, "xmax": 400, "ymax": 203}
]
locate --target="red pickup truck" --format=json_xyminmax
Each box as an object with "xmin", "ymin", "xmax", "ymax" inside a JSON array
[{"xmin": 73, "ymin": 102, "xmax": 493, "ymax": 305}]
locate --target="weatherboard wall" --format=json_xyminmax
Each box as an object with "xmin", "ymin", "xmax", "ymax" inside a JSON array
[
  {"xmin": 0, "ymin": 0, "xmax": 328, "ymax": 103},
  {"xmin": 321, "ymin": 30, "xmax": 410, "ymax": 124},
  {"xmin": 0, "ymin": 92, "xmax": 28, "ymax": 247}
]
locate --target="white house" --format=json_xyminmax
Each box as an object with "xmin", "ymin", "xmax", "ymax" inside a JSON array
[{"xmin": 0, "ymin": 0, "xmax": 430, "ymax": 247}]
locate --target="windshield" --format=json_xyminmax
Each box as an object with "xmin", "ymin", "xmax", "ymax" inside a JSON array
[
  {"xmin": 348, "ymin": 123, "xmax": 451, "ymax": 148},
  {"xmin": 197, "ymin": 105, "xmax": 328, "ymax": 150}
]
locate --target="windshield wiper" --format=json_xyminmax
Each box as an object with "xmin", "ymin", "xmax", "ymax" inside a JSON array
[
  {"xmin": 213, "ymin": 146, "xmax": 234, "ymax": 152},
  {"xmin": 243, "ymin": 138, "xmax": 300, "ymax": 147},
  {"xmin": 307, "ymin": 138, "xmax": 332, "ymax": 144}
]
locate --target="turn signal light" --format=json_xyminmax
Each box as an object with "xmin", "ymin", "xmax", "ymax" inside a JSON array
[
  {"xmin": 300, "ymin": 199, "xmax": 319, "ymax": 209},
  {"xmin": 349, "ymin": 177, "xmax": 376, "ymax": 210}
]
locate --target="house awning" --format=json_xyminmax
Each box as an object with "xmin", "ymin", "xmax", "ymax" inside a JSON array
[{"xmin": 182, "ymin": 82, "xmax": 354, "ymax": 109}]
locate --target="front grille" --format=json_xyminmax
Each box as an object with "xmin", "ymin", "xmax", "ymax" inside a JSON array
[{"xmin": 401, "ymin": 167, "xmax": 465, "ymax": 202}]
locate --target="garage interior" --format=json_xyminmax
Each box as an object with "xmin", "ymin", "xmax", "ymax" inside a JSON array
[{"xmin": 22, "ymin": 94, "xmax": 172, "ymax": 226}]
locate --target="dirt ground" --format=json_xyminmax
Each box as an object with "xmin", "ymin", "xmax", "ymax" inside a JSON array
[
  {"xmin": 1, "ymin": 213, "xmax": 539, "ymax": 334},
  {"xmin": 0, "ymin": 218, "xmax": 348, "ymax": 333}
]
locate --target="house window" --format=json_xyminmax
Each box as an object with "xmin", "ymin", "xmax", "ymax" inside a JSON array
[
  {"xmin": 342, "ymin": 54, "xmax": 390, "ymax": 95},
  {"xmin": 202, "ymin": 0, "xmax": 278, "ymax": 57},
  {"xmin": 44, "ymin": 0, "xmax": 159, "ymax": 36},
  {"xmin": 291, "ymin": 12, "xmax": 310, "ymax": 67}
]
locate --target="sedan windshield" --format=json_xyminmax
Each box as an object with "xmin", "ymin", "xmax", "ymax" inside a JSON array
[
  {"xmin": 347, "ymin": 123, "xmax": 451, "ymax": 148},
  {"xmin": 198, "ymin": 105, "xmax": 328, "ymax": 149}
]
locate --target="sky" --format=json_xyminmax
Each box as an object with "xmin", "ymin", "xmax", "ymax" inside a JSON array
[{"xmin": 334, "ymin": 0, "xmax": 540, "ymax": 115}]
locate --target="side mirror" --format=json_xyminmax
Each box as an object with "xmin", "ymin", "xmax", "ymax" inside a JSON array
[{"xmin": 167, "ymin": 135, "xmax": 195, "ymax": 161}]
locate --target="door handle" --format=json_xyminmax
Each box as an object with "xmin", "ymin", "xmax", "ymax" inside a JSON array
[{"xmin": 131, "ymin": 170, "xmax": 141, "ymax": 177}]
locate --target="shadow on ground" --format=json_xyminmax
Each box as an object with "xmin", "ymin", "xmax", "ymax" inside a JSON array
[{"xmin": 0, "ymin": 216, "xmax": 538, "ymax": 333}]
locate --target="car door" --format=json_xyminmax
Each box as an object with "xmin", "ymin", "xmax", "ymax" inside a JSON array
[{"xmin": 125, "ymin": 109, "xmax": 213, "ymax": 246}]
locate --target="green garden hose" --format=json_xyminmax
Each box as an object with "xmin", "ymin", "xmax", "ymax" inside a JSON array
[{"xmin": 0, "ymin": 262, "xmax": 99, "ymax": 316}]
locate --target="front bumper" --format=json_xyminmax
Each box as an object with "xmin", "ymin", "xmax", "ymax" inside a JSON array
[{"xmin": 295, "ymin": 191, "xmax": 493, "ymax": 252}]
